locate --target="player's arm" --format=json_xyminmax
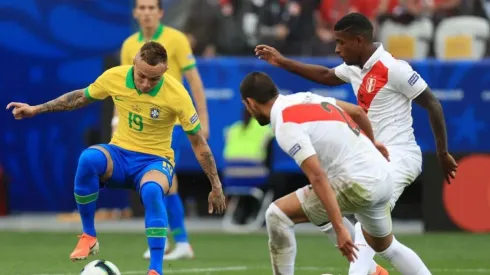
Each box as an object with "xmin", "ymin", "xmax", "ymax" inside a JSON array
[
  {"xmin": 276, "ymin": 123, "xmax": 356, "ymax": 260},
  {"xmin": 178, "ymin": 33, "xmax": 210, "ymax": 138},
  {"xmin": 184, "ymin": 68, "xmax": 209, "ymax": 138},
  {"xmin": 8, "ymin": 72, "xmax": 110, "ymax": 120},
  {"xmin": 36, "ymin": 89, "xmax": 93, "ymax": 113},
  {"xmin": 187, "ymin": 128, "xmax": 227, "ymax": 214},
  {"xmin": 414, "ymin": 87, "xmax": 447, "ymax": 154},
  {"xmin": 187, "ymin": 128, "xmax": 221, "ymax": 190},
  {"xmin": 415, "ymin": 87, "xmax": 458, "ymax": 181},
  {"xmin": 7, "ymin": 89, "xmax": 93, "ymax": 120},
  {"xmin": 392, "ymin": 61, "xmax": 456, "ymax": 181},
  {"xmin": 255, "ymin": 45, "xmax": 346, "ymax": 86},
  {"xmin": 392, "ymin": 62, "xmax": 449, "ymax": 154},
  {"xmin": 334, "ymin": 99, "xmax": 375, "ymax": 143},
  {"xmin": 322, "ymin": 97, "xmax": 389, "ymax": 160},
  {"xmin": 178, "ymin": 87, "xmax": 225, "ymax": 212},
  {"xmin": 276, "ymin": 124, "xmax": 343, "ymax": 227},
  {"xmin": 302, "ymin": 156, "xmax": 344, "ymax": 227}
]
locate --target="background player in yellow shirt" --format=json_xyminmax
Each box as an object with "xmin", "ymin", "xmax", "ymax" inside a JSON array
[
  {"xmin": 118, "ymin": 0, "xmax": 209, "ymax": 260},
  {"xmin": 6, "ymin": 42, "xmax": 225, "ymax": 275}
]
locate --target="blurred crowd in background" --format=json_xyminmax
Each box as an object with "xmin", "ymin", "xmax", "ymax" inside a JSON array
[{"xmin": 183, "ymin": 0, "xmax": 490, "ymax": 58}]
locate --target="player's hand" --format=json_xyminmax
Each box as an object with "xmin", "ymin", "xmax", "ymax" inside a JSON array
[
  {"xmin": 374, "ymin": 141, "xmax": 390, "ymax": 162},
  {"xmin": 208, "ymin": 187, "xmax": 226, "ymax": 214},
  {"xmin": 335, "ymin": 225, "xmax": 358, "ymax": 262},
  {"xmin": 6, "ymin": 102, "xmax": 38, "ymax": 120},
  {"xmin": 255, "ymin": 45, "xmax": 285, "ymax": 67},
  {"xmin": 437, "ymin": 151, "xmax": 457, "ymax": 184}
]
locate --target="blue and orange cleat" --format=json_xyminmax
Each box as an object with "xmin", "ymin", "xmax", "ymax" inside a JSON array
[
  {"xmin": 69, "ymin": 233, "xmax": 99, "ymax": 261},
  {"xmin": 371, "ymin": 264, "xmax": 389, "ymax": 275},
  {"xmin": 147, "ymin": 270, "xmax": 160, "ymax": 275}
]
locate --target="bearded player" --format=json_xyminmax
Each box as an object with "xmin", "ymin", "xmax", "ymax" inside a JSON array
[
  {"xmin": 119, "ymin": 0, "xmax": 209, "ymax": 260},
  {"xmin": 7, "ymin": 42, "xmax": 225, "ymax": 275},
  {"xmin": 255, "ymin": 13, "xmax": 457, "ymax": 275},
  {"xmin": 240, "ymin": 72, "xmax": 431, "ymax": 275}
]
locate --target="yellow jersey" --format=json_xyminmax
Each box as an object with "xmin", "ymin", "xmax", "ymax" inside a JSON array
[
  {"xmin": 120, "ymin": 24, "xmax": 196, "ymax": 82},
  {"xmin": 84, "ymin": 65, "xmax": 201, "ymax": 165}
]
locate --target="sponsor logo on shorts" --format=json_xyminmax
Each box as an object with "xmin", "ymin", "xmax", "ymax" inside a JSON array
[
  {"xmin": 408, "ymin": 73, "xmax": 419, "ymax": 86},
  {"xmin": 289, "ymin": 143, "xmax": 301, "ymax": 157},
  {"xmin": 190, "ymin": 113, "xmax": 199, "ymax": 124}
]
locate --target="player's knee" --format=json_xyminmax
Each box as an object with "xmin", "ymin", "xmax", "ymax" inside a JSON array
[
  {"xmin": 266, "ymin": 203, "xmax": 295, "ymax": 253},
  {"xmin": 140, "ymin": 181, "xmax": 164, "ymax": 207},
  {"xmin": 78, "ymin": 148, "xmax": 107, "ymax": 176},
  {"xmin": 362, "ymin": 226, "xmax": 393, "ymax": 252},
  {"xmin": 265, "ymin": 203, "xmax": 294, "ymax": 229}
]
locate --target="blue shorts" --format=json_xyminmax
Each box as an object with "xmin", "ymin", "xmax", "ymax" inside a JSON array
[
  {"xmin": 171, "ymin": 125, "xmax": 184, "ymax": 166},
  {"xmin": 97, "ymin": 144, "xmax": 174, "ymax": 194}
]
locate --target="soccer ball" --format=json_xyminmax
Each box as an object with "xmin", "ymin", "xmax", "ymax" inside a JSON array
[{"xmin": 80, "ymin": 260, "xmax": 121, "ymax": 275}]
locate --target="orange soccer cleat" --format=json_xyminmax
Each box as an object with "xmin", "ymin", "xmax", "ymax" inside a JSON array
[
  {"xmin": 147, "ymin": 270, "xmax": 161, "ymax": 275},
  {"xmin": 371, "ymin": 264, "xmax": 389, "ymax": 275},
  {"xmin": 69, "ymin": 233, "xmax": 99, "ymax": 261}
]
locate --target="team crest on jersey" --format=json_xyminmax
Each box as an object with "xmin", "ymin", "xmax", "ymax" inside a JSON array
[
  {"xmin": 150, "ymin": 106, "xmax": 161, "ymax": 119},
  {"xmin": 366, "ymin": 77, "xmax": 377, "ymax": 93}
]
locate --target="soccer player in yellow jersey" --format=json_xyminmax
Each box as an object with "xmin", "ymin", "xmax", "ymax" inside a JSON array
[
  {"xmin": 119, "ymin": 0, "xmax": 209, "ymax": 260},
  {"xmin": 6, "ymin": 42, "xmax": 225, "ymax": 275}
]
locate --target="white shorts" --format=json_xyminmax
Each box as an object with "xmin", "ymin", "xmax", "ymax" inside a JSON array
[
  {"xmin": 387, "ymin": 146, "xmax": 422, "ymax": 210},
  {"xmin": 295, "ymin": 176, "xmax": 393, "ymax": 238}
]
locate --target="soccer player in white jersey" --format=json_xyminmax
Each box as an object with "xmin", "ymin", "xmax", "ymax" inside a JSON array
[
  {"xmin": 239, "ymin": 72, "xmax": 432, "ymax": 275},
  {"xmin": 255, "ymin": 12, "xmax": 458, "ymax": 275}
]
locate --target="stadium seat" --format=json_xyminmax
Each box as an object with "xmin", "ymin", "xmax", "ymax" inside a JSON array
[
  {"xmin": 221, "ymin": 160, "xmax": 273, "ymax": 233},
  {"xmin": 435, "ymin": 16, "xmax": 490, "ymax": 60},
  {"xmin": 378, "ymin": 18, "xmax": 434, "ymax": 60}
]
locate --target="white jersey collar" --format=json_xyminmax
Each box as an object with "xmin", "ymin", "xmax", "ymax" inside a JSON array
[{"xmin": 363, "ymin": 42, "xmax": 384, "ymax": 70}]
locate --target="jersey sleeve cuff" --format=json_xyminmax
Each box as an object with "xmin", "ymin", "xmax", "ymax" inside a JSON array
[
  {"xmin": 295, "ymin": 151, "xmax": 316, "ymax": 167},
  {"xmin": 182, "ymin": 63, "xmax": 196, "ymax": 72},
  {"xmin": 410, "ymin": 82, "xmax": 428, "ymax": 100},
  {"xmin": 185, "ymin": 123, "xmax": 201, "ymax": 135},
  {"xmin": 84, "ymin": 87, "xmax": 96, "ymax": 101},
  {"xmin": 334, "ymin": 68, "xmax": 350, "ymax": 83}
]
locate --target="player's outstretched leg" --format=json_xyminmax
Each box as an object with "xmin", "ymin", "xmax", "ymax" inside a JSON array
[
  {"xmin": 367, "ymin": 232, "xmax": 431, "ymax": 275},
  {"xmin": 165, "ymin": 176, "xmax": 193, "ymax": 260},
  {"xmin": 141, "ymin": 179, "xmax": 169, "ymax": 275},
  {"xmin": 356, "ymin": 201, "xmax": 431, "ymax": 275},
  {"xmin": 321, "ymin": 220, "xmax": 387, "ymax": 275},
  {"xmin": 348, "ymin": 222, "xmax": 385, "ymax": 275},
  {"xmin": 70, "ymin": 147, "xmax": 106, "ymax": 261},
  {"xmin": 265, "ymin": 190, "xmax": 311, "ymax": 275},
  {"xmin": 266, "ymin": 203, "xmax": 297, "ymax": 275}
]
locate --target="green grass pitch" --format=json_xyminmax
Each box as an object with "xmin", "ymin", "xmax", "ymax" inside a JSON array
[{"xmin": 1, "ymin": 231, "xmax": 489, "ymax": 275}]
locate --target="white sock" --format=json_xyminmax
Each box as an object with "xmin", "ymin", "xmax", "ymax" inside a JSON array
[
  {"xmin": 319, "ymin": 217, "xmax": 356, "ymax": 245},
  {"xmin": 265, "ymin": 203, "xmax": 297, "ymax": 275},
  {"xmin": 378, "ymin": 236, "xmax": 431, "ymax": 275},
  {"xmin": 348, "ymin": 222, "xmax": 378, "ymax": 275}
]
